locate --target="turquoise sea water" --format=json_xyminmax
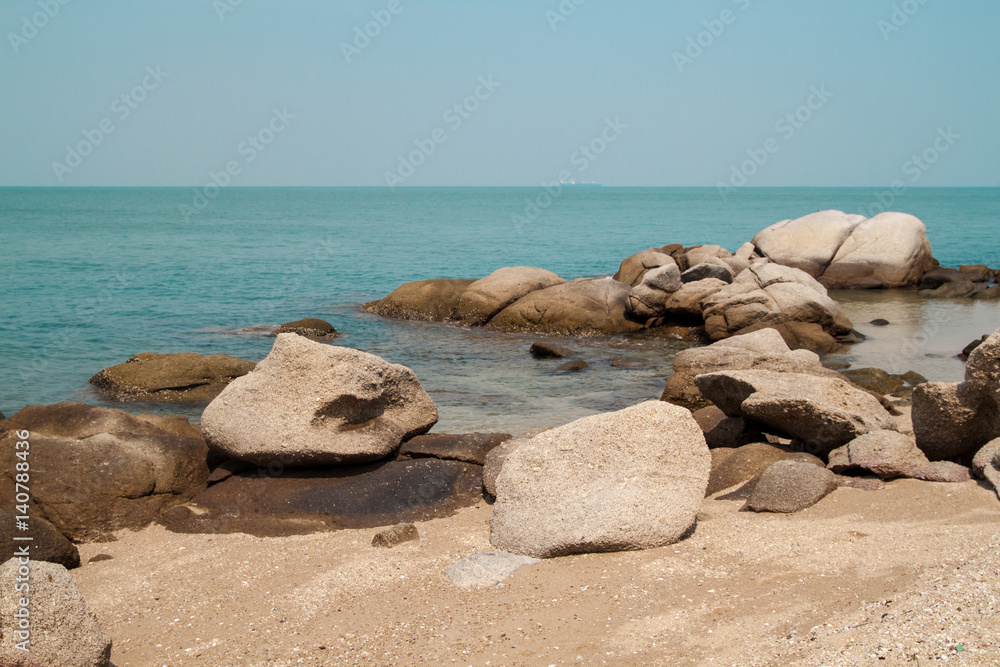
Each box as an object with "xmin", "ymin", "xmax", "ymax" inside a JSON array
[{"xmin": 1, "ymin": 187, "xmax": 998, "ymax": 432}]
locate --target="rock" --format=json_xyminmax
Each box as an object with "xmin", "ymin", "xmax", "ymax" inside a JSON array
[
  {"xmin": 486, "ymin": 278, "xmax": 644, "ymax": 336},
  {"xmin": 694, "ymin": 370, "xmax": 897, "ymax": 455},
  {"xmin": 920, "ymin": 267, "xmax": 974, "ymax": 289},
  {"xmin": 913, "ymin": 328, "xmax": 1000, "ymax": 460},
  {"xmin": 974, "ymin": 285, "xmax": 1000, "ymax": 300},
  {"xmin": 960, "ymin": 335, "xmax": 989, "ymax": 361},
  {"xmin": 921, "ymin": 281, "xmax": 986, "ymax": 299},
  {"xmin": 372, "ymin": 523, "xmax": 419, "ymax": 548},
  {"xmin": 0, "ymin": 403, "xmax": 208, "ymax": 542},
  {"xmin": 692, "ymin": 405, "xmax": 727, "ymax": 434},
  {"xmin": 529, "ymin": 342, "xmax": 579, "ymax": 359},
  {"xmin": 88, "ymin": 554, "xmax": 113, "ymax": 563},
  {"xmin": 0, "ymin": 410, "xmax": 5, "ymax": 421},
  {"xmin": 678, "ymin": 245, "xmax": 731, "ymax": 271},
  {"xmin": 753, "ymin": 210, "xmax": 866, "ymax": 278},
  {"xmin": 445, "ymin": 551, "xmax": 540, "ymax": 589},
  {"xmin": 613, "ymin": 250, "xmax": 677, "ymax": 286},
  {"xmin": 490, "ymin": 401, "xmax": 710, "ymax": 558},
  {"xmin": 0, "ymin": 511, "xmax": 80, "ymax": 569},
  {"xmin": 0, "ymin": 560, "xmax": 111, "ymax": 667},
  {"xmin": 159, "ymin": 458, "xmax": 483, "ymax": 536},
  {"xmin": 745, "ymin": 460, "xmax": 839, "ymax": 513},
  {"xmin": 660, "ymin": 328, "xmax": 843, "ymax": 411},
  {"xmin": 959, "ymin": 264, "xmax": 996, "ymax": 282},
  {"xmin": 482, "ymin": 437, "xmax": 526, "ymax": 498},
  {"xmin": 89, "ymin": 352, "xmax": 256, "ymax": 404},
  {"xmin": 361, "ymin": 278, "xmax": 477, "ymax": 322},
  {"xmin": 201, "ymin": 334, "xmax": 438, "ymax": 467},
  {"xmin": 737, "ymin": 321, "xmax": 839, "ymax": 355},
  {"xmin": 984, "ymin": 449, "xmax": 1000, "ymax": 501},
  {"xmin": 681, "ymin": 262, "xmax": 734, "ymax": 285},
  {"xmin": 870, "ymin": 318, "xmax": 890, "ymax": 326},
  {"xmin": 839, "ymin": 368, "xmax": 905, "ymax": 395},
  {"xmin": 971, "ymin": 439, "xmax": 1000, "ymax": 479},
  {"xmin": 836, "ymin": 476, "xmax": 886, "ymax": 491},
  {"xmin": 702, "ymin": 262, "xmax": 853, "ymax": 341},
  {"xmin": 625, "ymin": 263, "xmax": 683, "ymax": 321},
  {"xmin": 453, "ymin": 267, "xmax": 567, "ymax": 326},
  {"xmin": 270, "ymin": 318, "xmax": 339, "ymax": 340},
  {"xmin": 706, "ymin": 442, "xmax": 791, "ymax": 496},
  {"xmin": 901, "ymin": 370, "xmax": 928, "ymax": 386},
  {"xmin": 663, "ymin": 278, "xmax": 728, "ymax": 319},
  {"xmin": 827, "ymin": 430, "xmax": 970, "ymax": 482},
  {"xmin": 557, "ymin": 360, "xmax": 589, "ymax": 372},
  {"xmin": 694, "ymin": 404, "xmax": 762, "ymax": 448},
  {"xmin": 610, "ymin": 357, "xmax": 652, "ymax": 370},
  {"xmin": 398, "ymin": 433, "xmax": 511, "ymax": 466}
]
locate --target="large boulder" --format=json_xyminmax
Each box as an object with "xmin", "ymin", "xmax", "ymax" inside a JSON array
[
  {"xmin": 912, "ymin": 327, "xmax": 1000, "ymax": 460},
  {"xmin": 625, "ymin": 263, "xmax": 683, "ymax": 321},
  {"xmin": 486, "ymin": 278, "xmax": 644, "ymax": 336},
  {"xmin": 0, "ymin": 511, "xmax": 80, "ymax": 569},
  {"xmin": 663, "ymin": 278, "xmax": 728, "ymax": 320},
  {"xmin": 202, "ymin": 334, "xmax": 438, "ymax": 467},
  {"xmin": 0, "ymin": 403, "xmax": 208, "ymax": 542},
  {"xmin": 827, "ymin": 431, "xmax": 970, "ymax": 482},
  {"xmin": 613, "ymin": 249, "xmax": 676, "ymax": 286},
  {"xmin": 706, "ymin": 442, "xmax": 792, "ymax": 496},
  {"xmin": 694, "ymin": 370, "xmax": 897, "ymax": 455},
  {"xmin": 489, "ymin": 401, "xmax": 710, "ymax": 558},
  {"xmin": 745, "ymin": 460, "xmax": 839, "ymax": 513},
  {"xmin": 361, "ymin": 278, "xmax": 477, "ymax": 321},
  {"xmin": 0, "ymin": 560, "xmax": 112, "ymax": 667},
  {"xmin": 678, "ymin": 245, "xmax": 732, "ymax": 271},
  {"xmin": 753, "ymin": 210, "xmax": 866, "ymax": 277},
  {"xmin": 89, "ymin": 352, "xmax": 256, "ymax": 404},
  {"xmin": 453, "ymin": 267, "xmax": 566, "ymax": 325},
  {"xmin": 270, "ymin": 318, "xmax": 339, "ymax": 340},
  {"xmin": 398, "ymin": 433, "xmax": 511, "ymax": 466},
  {"xmin": 660, "ymin": 328, "xmax": 843, "ymax": 411},
  {"xmin": 701, "ymin": 262, "xmax": 853, "ymax": 341}
]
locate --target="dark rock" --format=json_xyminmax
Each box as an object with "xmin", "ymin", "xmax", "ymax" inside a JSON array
[
  {"xmin": 901, "ymin": 370, "xmax": 928, "ymax": 386},
  {"xmin": 959, "ymin": 264, "xmax": 996, "ymax": 282},
  {"xmin": 746, "ymin": 461, "xmax": 838, "ymax": 513},
  {"xmin": 0, "ymin": 410, "xmax": 5, "ymax": 421},
  {"xmin": 869, "ymin": 318, "xmax": 890, "ymax": 326},
  {"xmin": 692, "ymin": 406, "xmax": 727, "ymax": 434},
  {"xmin": 0, "ymin": 510, "xmax": 80, "ymax": 569},
  {"xmin": 89, "ymin": 352, "xmax": 256, "ymax": 404},
  {"xmin": 681, "ymin": 262, "xmax": 734, "ymax": 285},
  {"xmin": 838, "ymin": 329, "xmax": 867, "ymax": 344},
  {"xmin": 839, "ymin": 368, "xmax": 905, "ymax": 395},
  {"xmin": 270, "ymin": 318, "xmax": 339, "ymax": 340},
  {"xmin": 706, "ymin": 442, "xmax": 790, "ymax": 496},
  {"xmin": 557, "ymin": 360, "xmax": 589, "ymax": 372},
  {"xmin": 88, "ymin": 554, "xmax": 113, "ymax": 563},
  {"xmin": 960, "ymin": 335, "xmax": 989, "ymax": 361},
  {"xmin": 0, "ymin": 403, "xmax": 209, "ymax": 542},
  {"xmin": 705, "ymin": 417, "xmax": 763, "ymax": 449},
  {"xmin": 610, "ymin": 357, "xmax": 652, "ymax": 370},
  {"xmin": 529, "ymin": 342, "xmax": 579, "ymax": 359},
  {"xmin": 158, "ymin": 459, "xmax": 483, "ymax": 537},
  {"xmin": 361, "ymin": 278, "xmax": 477, "ymax": 321},
  {"xmin": 372, "ymin": 523, "xmax": 419, "ymax": 548},
  {"xmin": 822, "ymin": 360, "xmax": 851, "ymax": 370},
  {"xmin": 919, "ymin": 267, "xmax": 973, "ymax": 289},
  {"xmin": 921, "ymin": 282, "xmax": 984, "ymax": 298},
  {"xmin": 398, "ymin": 433, "xmax": 511, "ymax": 466}
]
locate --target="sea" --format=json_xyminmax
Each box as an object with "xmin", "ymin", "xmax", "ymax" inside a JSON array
[{"xmin": 2, "ymin": 187, "xmax": 998, "ymax": 433}]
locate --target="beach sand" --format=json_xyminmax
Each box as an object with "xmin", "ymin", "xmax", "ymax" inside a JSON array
[{"xmin": 72, "ymin": 478, "xmax": 1000, "ymax": 666}]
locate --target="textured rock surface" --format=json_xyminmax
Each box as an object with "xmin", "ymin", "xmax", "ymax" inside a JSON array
[
  {"xmin": 695, "ymin": 370, "xmax": 897, "ymax": 455},
  {"xmin": 706, "ymin": 442, "xmax": 791, "ymax": 496},
  {"xmin": 487, "ymin": 278, "xmax": 643, "ymax": 336},
  {"xmin": 0, "ymin": 510, "xmax": 80, "ymax": 569},
  {"xmin": 361, "ymin": 278, "xmax": 477, "ymax": 322},
  {"xmin": 490, "ymin": 401, "xmax": 710, "ymax": 558},
  {"xmin": 0, "ymin": 403, "xmax": 208, "ymax": 542},
  {"xmin": 371, "ymin": 523, "xmax": 419, "ymax": 548},
  {"xmin": 827, "ymin": 431, "xmax": 971, "ymax": 482},
  {"xmin": 613, "ymin": 249, "xmax": 676, "ymax": 286},
  {"xmin": 753, "ymin": 210, "xmax": 866, "ymax": 277},
  {"xmin": 663, "ymin": 278, "xmax": 728, "ymax": 319},
  {"xmin": 682, "ymin": 262, "xmax": 734, "ymax": 285},
  {"xmin": 482, "ymin": 437, "xmax": 526, "ymax": 498},
  {"xmin": 745, "ymin": 460, "xmax": 838, "ymax": 513},
  {"xmin": 453, "ymin": 267, "xmax": 566, "ymax": 326},
  {"xmin": 445, "ymin": 551, "xmax": 540, "ymax": 589},
  {"xmin": 270, "ymin": 318, "xmax": 339, "ymax": 340},
  {"xmin": 398, "ymin": 433, "xmax": 511, "ymax": 466},
  {"xmin": 89, "ymin": 352, "xmax": 256, "ymax": 404},
  {"xmin": 0, "ymin": 560, "xmax": 112, "ymax": 667},
  {"xmin": 626, "ymin": 263, "xmax": 683, "ymax": 321},
  {"xmin": 202, "ymin": 334, "xmax": 438, "ymax": 466}
]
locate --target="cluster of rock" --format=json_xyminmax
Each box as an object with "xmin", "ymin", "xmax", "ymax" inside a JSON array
[{"xmin": 919, "ymin": 266, "xmax": 1000, "ymax": 299}]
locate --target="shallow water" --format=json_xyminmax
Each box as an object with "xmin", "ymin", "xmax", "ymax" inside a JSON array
[{"xmin": 1, "ymin": 187, "xmax": 998, "ymax": 432}]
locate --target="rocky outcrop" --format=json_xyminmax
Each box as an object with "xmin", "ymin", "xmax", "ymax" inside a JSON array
[
  {"xmin": 912, "ymin": 327, "xmax": 1000, "ymax": 460},
  {"xmin": 490, "ymin": 401, "xmax": 710, "ymax": 558},
  {"xmin": 752, "ymin": 210, "xmax": 935, "ymax": 288},
  {"xmin": 0, "ymin": 511, "xmax": 80, "ymax": 569},
  {"xmin": 701, "ymin": 262, "xmax": 853, "ymax": 342},
  {"xmin": 202, "ymin": 334, "xmax": 438, "ymax": 467},
  {"xmin": 361, "ymin": 278, "xmax": 477, "ymax": 321},
  {"xmin": 706, "ymin": 442, "xmax": 793, "ymax": 496},
  {"xmin": 453, "ymin": 267, "xmax": 567, "ymax": 325},
  {"xmin": 625, "ymin": 263, "xmax": 683, "ymax": 322},
  {"xmin": 0, "ymin": 403, "xmax": 208, "ymax": 542},
  {"xmin": 89, "ymin": 352, "xmax": 256, "ymax": 404},
  {"xmin": 270, "ymin": 318, "xmax": 339, "ymax": 340},
  {"xmin": 694, "ymin": 370, "xmax": 897, "ymax": 455},
  {"xmin": 745, "ymin": 460, "xmax": 839, "ymax": 513},
  {"xmin": 486, "ymin": 278, "xmax": 643, "ymax": 336},
  {"xmin": 827, "ymin": 431, "xmax": 970, "ymax": 482},
  {"xmin": 0, "ymin": 560, "xmax": 112, "ymax": 667},
  {"xmin": 613, "ymin": 249, "xmax": 676, "ymax": 286},
  {"xmin": 398, "ymin": 433, "xmax": 511, "ymax": 466},
  {"xmin": 660, "ymin": 328, "xmax": 843, "ymax": 411},
  {"xmin": 663, "ymin": 278, "xmax": 728, "ymax": 320}
]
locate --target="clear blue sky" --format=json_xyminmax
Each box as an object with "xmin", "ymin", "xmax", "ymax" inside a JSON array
[{"xmin": 1, "ymin": 0, "xmax": 997, "ymax": 187}]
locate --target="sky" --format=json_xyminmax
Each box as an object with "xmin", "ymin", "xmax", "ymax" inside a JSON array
[{"xmin": 1, "ymin": 0, "xmax": 998, "ymax": 187}]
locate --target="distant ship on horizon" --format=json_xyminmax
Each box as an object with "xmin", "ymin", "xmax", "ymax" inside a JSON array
[{"xmin": 559, "ymin": 179, "xmax": 602, "ymax": 187}]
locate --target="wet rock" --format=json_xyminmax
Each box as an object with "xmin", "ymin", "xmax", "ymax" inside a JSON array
[
  {"xmin": 0, "ymin": 510, "xmax": 80, "ymax": 569},
  {"xmin": 869, "ymin": 318, "xmax": 890, "ymax": 326},
  {"xmin": 529, "ymin": 342, "xmax": 579, "ymax": 359},
  {"xmin": 445, "ymin": 551, "xmax": 540, "ymax": 589},
  {"xmin": 900, "ymin": 370, "xmax": 927, "ymax": 386},
  {"xmin": 610, "ymin": 357, "xmax": 651, "ymax": 370},
  {"xmin": 745, "ymin": 460, "xmax": 838, "ymax": 513},
  {"xmin": 487, "ymin": 278, "xmax": 643, "ymax": 336},
  {"xmin": 0, "ymin": 403, "xmax": 208, "ymax": 542},
  {"xmin": 920, "ymin": 267, "xmax": 973, "ymax": 289},
  {"xmin": 960, "ymin": 335, "xmax": 989, "ymax": 361},
  {"xmin": 557, "ymin": 360, "xmax": 589, "ymax": 372},
  {"xmin": 453, "ymin": 267, "xmax": 567, "ymax": 326},
  {"xmin": 0, "ymin": 560, "xmax": 111, "ymax": 667},
  {"xmin": 270, "ymin": 318, "xmax": 339, "ymax": 340},
  {"xmin": 361, "ymin": 278, "xmax": 476, "ymax": 321},
  {"xmin": 958, "ymin": 264, "xmax": 997, "ymax": 282},
  {"xmin": 827, "ymin": 430, "xmax": 971, "ymax": 482},
  {"xmin": 159, "ymin": 458, "xmax": 483, "ymax": 537},
  {"xmin": 89, "ymin": 352, "xmax": 256, "ymax": 404},
  {"xmin": 202, "ymin": 334, "xmax": 438, "ymax": 467},
  {"xmin": 490, "ymin": 402, "xmax": 709, "ymax": 558},
  {"xmin": 839, "ymin": 368, "xmax": 905, "ymax": 395},
  {"xmin": 372, "ymin": 523, "xmax": 419, "ymax": 548},
  {"xmin": 398, "ymin": 433, "xmax": 511, "ymax": 466}
]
